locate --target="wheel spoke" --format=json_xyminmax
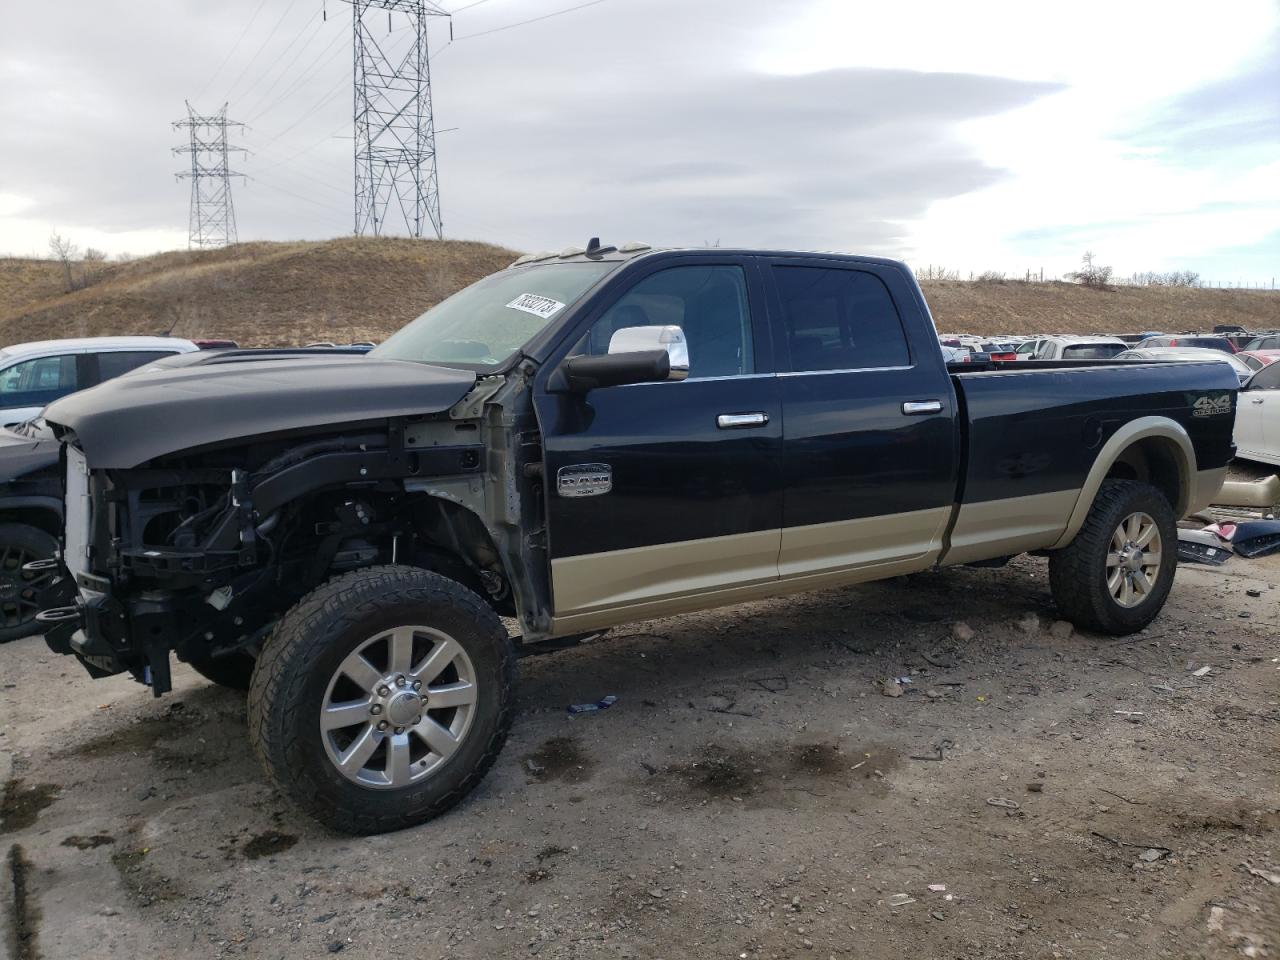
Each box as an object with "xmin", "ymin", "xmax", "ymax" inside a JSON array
[
  {"xmin": 1106, "ymin": 552, "xmax": 1122, "ymax": 568},
  {"xmin": 1125, "ymin": 515, "xmax": 1141, "ymax": 541},
  {"xmin": 410, "ymin": 637, "xmax": 460, "ymax": 685},
  {"xmin": 321, "ymin": 698, "xmax": 373, "ymax": 731},
  {"xmin": 339, "ymin": 652, "xmax": 383, "ymax": 693},
  {"xmin": 1112, "ymin": 529, "xmax": 1127, "ymax": 551},
  {"xmin": 1141, "ymin": 552, "xmax": 1161, "ymax": 568},
  {"xmin": 1107, "ymin": 569, "xmax": 1124, "ymax": 594},
  {"xmin": 428, "ymin": 680, "xmax": 476, "ymax": 709},
  {"xmin": 336, "ymin": 726, "xmax": 380, "ymax": 774},
  {"xmin": 414, "ymin": 716, "xmax": 459, "ymax": 759},
  {"xmin": 1132, "ymin": 570, "xmax": 1153, "ymax": 595},
  {"xmin": 388, "ymin": 626, "xmax": 416, "ymax": 677},
  {"xmin": 1119, "ymin": 575, "xmax": 1134, "ymax": 605},
  {"xmin": 1136, "ymin": 523, "xmax": 1157, "ymax": 548},
  {"xmin": 386, "ymin": 734, "xmax": 412, "ymax": 785}
]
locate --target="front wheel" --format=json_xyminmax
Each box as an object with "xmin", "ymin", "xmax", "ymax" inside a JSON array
[
  {"xmin": 1048, "ymin": 479, "xmax": 1177, "ymax": 635},
  {"xmin": 247, "ymin": 565, "xmax": 515, "ymax": 834},
  {"xmin": 0, "ymin": 523, "xmax": 59, "ymax": 643}
]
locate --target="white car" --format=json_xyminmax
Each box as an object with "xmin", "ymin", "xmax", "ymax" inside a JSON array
[
  {"xmin": 0, "ymin": 336, "xmax": 200, "ymax": 426},
  {"xmin": 1235, "ymin": 359, "xmax": 1280, "ymax": 465},
  {"xmin": 1033, "ymin": 336, "xmax": 1129, "ymax": 360},
  {"xmin": 1113, "ymin": 347, "xmax": 1255, "ymax": 386}
]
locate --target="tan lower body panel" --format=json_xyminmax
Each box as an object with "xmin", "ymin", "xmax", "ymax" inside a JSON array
[
  {"xmin": 779, "ymin": 506, "xmax": 951, "ymax": 578},
  {"xmin": 549, "ymin": 506, "xmax": 950, "ymax": 636},
  {"xmin": 1188, "ymin": 466, "xmax": 1229, "ymax": 515},
  {"xmin": 940, "ymin": 489, "xmax": 1077, "ymax": 566},
  {"xmin": 550, "ymin": 528, "xmax": 781, "ymax": 619}
]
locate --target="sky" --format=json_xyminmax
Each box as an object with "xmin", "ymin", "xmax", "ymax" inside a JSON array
[{"xmin": 0, "ymin": 0, "xmax": 1277, "ymax": 284}]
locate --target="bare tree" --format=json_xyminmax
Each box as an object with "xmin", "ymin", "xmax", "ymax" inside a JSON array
[
  {"xmin": 48, "ymin": 231, "xmax": 80, "ymax": 292},
  {"xmin": 1066, "ymin": 251, "xmax": 1113, "ymax": 288}
]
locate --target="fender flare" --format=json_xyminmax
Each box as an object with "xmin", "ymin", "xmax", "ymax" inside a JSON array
[{"xmin": 1049, "ymin": 416, "xmax": 1195, "ymax": 550}]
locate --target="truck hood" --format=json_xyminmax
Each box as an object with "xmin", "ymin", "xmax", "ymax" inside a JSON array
[{"xmin": 44, "ymin": 354, "xmax": 478, "ymax": 468}]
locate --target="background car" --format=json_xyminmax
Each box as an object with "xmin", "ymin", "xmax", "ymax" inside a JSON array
[
  {"xmin": 1238, "ymin": 350, "xmax": 1280, "ymax": 372},
  {"xmin": 1033, "ymin": 336, "xmax": 1129, "ymax": 360},
  {"xmin": 1242, "ymin": 333, "xmax": 1280, "ymax": 352},
  {"xmin": 1135, "ymin": 334, "xmax": 1237, "ymax": 353},
  {"xmin": 1234, "ymin": 358, "xmax": 1280, "ymax": 465},
  {"xmin": 0, "ymin": 336, "xmax": 199, "ymax": 426},
  {"xmin": 1114, "ymin": 346, "xmax": 1255, "ymax": 385}
]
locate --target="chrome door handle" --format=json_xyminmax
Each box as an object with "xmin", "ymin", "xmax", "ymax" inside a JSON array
[
  {"xmin": 1250, "ymin": 397, "xmax": 1264, "ymax": 404},
  {"xmin": 717, "ymin": 412, "xmax": 769, "ymax": 429},
  {"xmin": 902, "ymin": 400, "xmax": 943, "ymax": 415}
]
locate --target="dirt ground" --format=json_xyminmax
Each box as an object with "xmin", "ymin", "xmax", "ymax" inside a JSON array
[{"xmin": 2, "ymin": 552, "xmax": 1278, "ymax": 960}]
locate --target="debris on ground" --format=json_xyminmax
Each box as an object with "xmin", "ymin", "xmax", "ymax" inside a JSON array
[
  {"xmin": 1192, "ymin": 666, "xmax": 1213, "ymax": 677},
  {"xmin": 1177, "ymin": 528, "xmax": 1232, "ymax": 565},
  {"xmin": 986, "ymin": 797, "xmax": 1020, "ymax": 809},
  {"xmin": 1230, "ymin": 519, "xmax": 1280, "ymax": 558},
  {"xmin": 1243, "ymin": 864, "xmax": 1280, "ymax": 885},
  {"xmin": 568, "ymin": 695, "xmax": 617, "ymax": 715},
  {"xmin": 1049, "ymin": 620, "xmax": 1074, "ymax": 640},
  {"xmin": 886, "ymin": 894, "xmax": 916, "ymax": 907},
  {"xmin": 880, "ymin": 679, "xmax": 905, "ymax": 698},
  {"xmin": 950, "ymin": 621, "xmax": 975, "ymax": 642},
  {"xmin": 1138, "ymin": 848, "xmax": 1168, "ymax": 862}
]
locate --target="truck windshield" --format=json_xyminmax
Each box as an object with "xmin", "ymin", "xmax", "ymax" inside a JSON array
[{"xmin": 370, "ymin": 261, "xmax": 616, "ymax": 370}]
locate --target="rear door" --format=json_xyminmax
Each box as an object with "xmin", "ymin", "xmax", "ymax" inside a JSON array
[
  {"xmin": 536, "ymin": 256, "xmax": 783, "ymax": 626},
  {"xmin": 764, "ymin": 257, "xmax": 959, "ymax": 581},
  {"xmin": 1238, "ymin": 361, "xmax": 1280, "ymax": 460}
]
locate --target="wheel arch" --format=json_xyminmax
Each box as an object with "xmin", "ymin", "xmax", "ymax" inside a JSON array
[
  {"xmin": 1051, "ymin": 417, "xmax": 1195, "ymax": 550},
  {"xmin": 0, "ymin": 499, "xmax": 63, "ymax": 538}
]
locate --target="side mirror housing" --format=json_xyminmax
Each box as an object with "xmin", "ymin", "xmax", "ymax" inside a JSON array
[{"xmin": 557, "ymin": 325, "xmax": 689, "ymax": 393}]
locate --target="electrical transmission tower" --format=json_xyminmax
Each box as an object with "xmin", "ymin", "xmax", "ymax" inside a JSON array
[
  {"xmin": 173, "ymin": 103, "xmax": 247, "ymax": 248},
  {"xmin": 347, "ymin": 0, "xmax": 449, "ymax": 239}
]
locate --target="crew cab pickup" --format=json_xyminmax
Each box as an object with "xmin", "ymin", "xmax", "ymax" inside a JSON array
[{"xmin": 34, "ymin": 243, "xmax": 1237, "ymax": 833}]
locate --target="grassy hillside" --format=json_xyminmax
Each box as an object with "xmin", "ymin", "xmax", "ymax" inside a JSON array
[
  {"xmin": 0, "ymin": 239, "xmax": 1275, "ymax": 347},
  {"xmin": 0, "ymin": 238, "xmax": 517, "ymax": 347}
]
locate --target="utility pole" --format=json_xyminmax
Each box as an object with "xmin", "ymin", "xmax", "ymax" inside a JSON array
[
  {"xmin": 346, "ymin": 0, "xmax": 448, "ymax": 239},
  {"xmin": 173, "ymin": 103, "xmax": 246, "ymax": 248}
]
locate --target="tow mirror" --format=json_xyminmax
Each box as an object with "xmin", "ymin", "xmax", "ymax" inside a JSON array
[{"xmin": 558, "ymin": 325, "xmax": 690, "ymax": 393}]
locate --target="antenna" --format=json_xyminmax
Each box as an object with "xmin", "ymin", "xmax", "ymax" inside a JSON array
[
  {"xmin": 173, "ymin": 102, "xmax": 247, "ymax": 248},
  {"xmin": 345, "ymin": 0, "xmax": 449, "ymax": 239}
]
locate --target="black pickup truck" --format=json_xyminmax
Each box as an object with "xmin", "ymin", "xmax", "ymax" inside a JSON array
[{"xmin": 34, "ymin": 242, "xmax": 1236, "ymax": 833}]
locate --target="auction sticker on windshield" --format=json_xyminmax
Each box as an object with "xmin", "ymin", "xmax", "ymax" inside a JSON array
[{"xmin": 506, "ymin": 293, "xmax": 566, "ymax": 320}]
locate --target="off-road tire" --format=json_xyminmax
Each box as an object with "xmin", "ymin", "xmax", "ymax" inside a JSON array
[
  {"xmin": 1048, "ymin": 479, "xmax": 1177, "ymax": 635},
  {"xmin": 187, "ymin": 651, "xmax": 257, "ymax": 691},
  {"xmin": 247, "ymin": 565, "xmax": 515, "ymax": 834},
  {"xmin": 0, "ymin": 523, "xmax": 59, "ymax": 643}
]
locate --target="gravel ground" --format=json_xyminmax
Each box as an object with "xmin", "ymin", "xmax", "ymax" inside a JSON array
[{"xmin": 2, "ymin": 552, "xmax": 1278, "ymax": 960}]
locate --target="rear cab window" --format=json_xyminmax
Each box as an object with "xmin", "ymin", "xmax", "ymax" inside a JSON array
[
  {"xmin": 0, "ymin": 354, "xmax": 81, "ymax": 408},
  {"xmin": 772, "ymin": 265, "xmax": 909, "ymax": 372},
  {"xmin": 96, "ymin": 350, "xmax": 176, "ymax": 380}
]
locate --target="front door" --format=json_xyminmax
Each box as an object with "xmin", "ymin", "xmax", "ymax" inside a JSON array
[
  {"xmin": 765, "ymin": 257, "xmax": 960, "ymax": 581},
  {"xmin": 535, "ymin": 258, "xmax": 782, "ymax": 628}
]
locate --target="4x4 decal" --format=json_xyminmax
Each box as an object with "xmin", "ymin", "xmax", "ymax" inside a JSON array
[{"xmin": 1192, "ymin": 394, "xmax": 1233, "ymax": 418}]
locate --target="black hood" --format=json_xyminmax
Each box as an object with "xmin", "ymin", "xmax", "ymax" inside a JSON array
[{"xmin": 45, "ymin": 354, "xmax": 477, "ymax": 468}]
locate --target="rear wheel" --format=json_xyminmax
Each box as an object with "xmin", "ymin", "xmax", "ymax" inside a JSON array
[
  {"xmin": 0, "ymin": 523, "xmax": 59, "ymax": 643},
  {"xmin": 1049, "ymin": 479, "xmax": 1177, "ymax": 635},
  {"xmin": 247, "ymin": 565, "xmax": 515, "ymax": 834}
]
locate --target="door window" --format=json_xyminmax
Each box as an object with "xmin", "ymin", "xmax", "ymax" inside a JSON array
[
  {"xmin": 571, "ymin": 265, "xmax": 754, "ymax": 379},
  {"xmin": 0, "ymin": 354, "xmax": 79, "ymax": 408},
  {"xmin": 96, "ymin": 350, "xmax": 173, "ymax": 380},
  {"xmin": 773, "ymin": 266, "xmax": 909, "ymax": 372},
  {"xmin": 1249, "ymin": 362, "xmax": 1280, "ymax": 391}
]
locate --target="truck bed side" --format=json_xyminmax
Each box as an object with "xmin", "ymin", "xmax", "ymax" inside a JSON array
[{"xmin": 941, "ymin": 360, "xmax": 1238, "ymax": 564}]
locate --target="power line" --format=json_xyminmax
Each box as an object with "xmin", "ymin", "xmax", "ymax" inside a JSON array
[
  {"xmin": 245, "ymin": 27, "xmax": 349, "ymax": 123},
  {"xmin": 194, "ymin": 0, "xmax": 273, "ymax": 103},
  {"xmin": 223, "ymin": 0, "xmax": 308, "ymax": 103},
  {"xmin": 453, "ymin": 0, "xmax": 612, "ymax": 40},
  {"xmin": 237, "ymin": 10, "xmax": 327, "ymax": 118},
  {"xmin": 448, "ymin": 0, "xmax": 497, "ymax": 12}
]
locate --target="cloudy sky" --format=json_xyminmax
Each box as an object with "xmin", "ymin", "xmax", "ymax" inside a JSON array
[{"xmin": 1, "ymin": 0, "xmax": 1277, "ymax": 283}]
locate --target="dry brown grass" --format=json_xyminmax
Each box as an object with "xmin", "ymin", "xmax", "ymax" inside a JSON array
[
  {"xmin": 0, "ymin": 237, "xmax": 517, "ymax": 347},
  {"xmin": 921, "ymin": 278, "xmax": 1279, "ymax": 336},
  {"xmin": 0, "ymin": 240, "xmax": 1275, "ymax": 347}
]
